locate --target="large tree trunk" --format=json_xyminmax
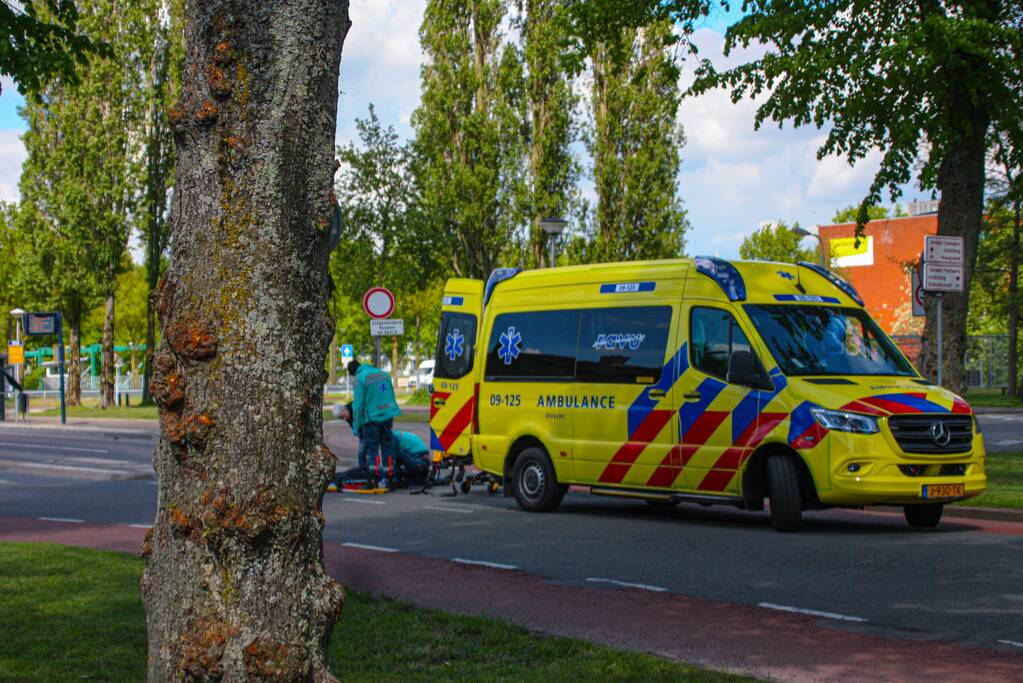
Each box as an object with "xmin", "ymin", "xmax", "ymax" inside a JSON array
[
  {"xmin": 918, "ymin": 108, "xmax": 989, "ymax": 394},
  {"xmin": 100, "ymin": 268, "xmax": 116, "ymax": 408},
  {"xmin": 142, "ymin": 2, "xmax": 351, "ymax": 681},
  {"xmin": 66, "ymin": 305, "xmax": 82, "ymax": 407}
]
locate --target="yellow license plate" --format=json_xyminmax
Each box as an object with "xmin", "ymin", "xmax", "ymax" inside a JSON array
[{"xmin": 922, "ymin": 483, "xmax": 965, "ymax": 499}]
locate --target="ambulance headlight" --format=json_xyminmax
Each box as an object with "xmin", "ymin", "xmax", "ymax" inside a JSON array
[{"xmin": 810, "ymin": 408, "xmax": 879, "ymax": 434}]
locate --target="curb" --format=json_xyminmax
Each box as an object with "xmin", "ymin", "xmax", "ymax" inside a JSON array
[
  {"xmin": 875, "ymin": 504, "xmax": 1023, "ymax": 524},
  {"xmin": 0, "ymin": 421, "xmax": 157, "ymax": 438},
  {"xmin": 974, "ymin": 406, "xmax": 1023, "ymax": 415}
]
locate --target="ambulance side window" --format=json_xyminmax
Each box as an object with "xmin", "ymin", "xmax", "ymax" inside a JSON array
[
  {"xmin": 435, "ymin": 312, "xmax": 477, "ymax": 379},
  {"xmin": 576, "ymin": 306, "xmax": 672, "ymax": 384},
  {"xmin": 485, "ymin": 310, "xmax": 580, "ymax": 380},
  {"xmin": 690, "ymin": 307, "xmax": 751, "ymax": 381}
]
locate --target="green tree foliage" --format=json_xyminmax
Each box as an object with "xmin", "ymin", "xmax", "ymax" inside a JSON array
[
  {"xmin": 688, "ymin": 1, "xmax": 1023, "ymax": 392},
  {"xmin": 831, "ymin": 204, "xmax": 907, "ymax": 224},
  {"xmin": 414, "ymin": 0, "xmax": 527, "ymax": 279},
  {"xmin": 0, "ymin": 0, "xmax": 106, "ymax": 96},
  {"xmin": 17, "ymin": 0, "xmax": 160, "ymax": 404},
  {"xmin": 517, "ymin": 0, "xmax": 578, "ymax": 268},
  {"xmin": 739, "ymin": 221, "xmax": 815, "ymax": 264},
  {"xmin": 586, "ymin": 18, "xmax": 688, "ymax": 263},
  {"xmin": 0, "ymin": 202, "xmax": 22, "ymax": 342},
  {"xmin": 332, "ymin": 106, "xmax": 444, "ymax": 368}
]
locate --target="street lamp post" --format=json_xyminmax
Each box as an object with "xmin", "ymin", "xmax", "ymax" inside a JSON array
[
  {"xmin": 9, "ymin": 308, "xmax": 25, "ymax": 419},
  {"xmin": 539, "ymin": 216, "xmax": 568, "ymax": 268},
  {"xmin": 790, "ymin": 226, "xmax": 826, "ymax": 267}
]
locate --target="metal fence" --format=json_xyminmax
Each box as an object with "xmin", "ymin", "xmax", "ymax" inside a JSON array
[{"xmin": 892, "ymin": 334, "xmax": 1012, "ymax": 388}]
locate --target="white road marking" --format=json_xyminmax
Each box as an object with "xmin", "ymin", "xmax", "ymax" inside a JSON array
[
  {"xmin": 452, "ymin": 558, "xmax": 517, "ymax": 570},
  {"xmin": 0, "ymin": 441, "xmax": 108, "ymax": 453},
  {"xmin": 38, "ymin": 516, "xmax": 84, "ymax": 524},
  {"xmin": 342, "ymin": 498, "xmax": 386, "ymax": 506},
  {"xmin": 758, "ymin": 602, "xmax": 867, "ymax": 623},
  {"xmin": 128, "ymin": 524, "xmax": 152, "ymax": 529},
  {"xmin": 992, "ymin": 439, "xmax": 1023, "ymax": 447},
  {"xmin": 998, "ymin": 639, "xmax": 1023, "ymax": 648},
  {"xmin": 586, "ymin": 577, "xmax": 668, "ymax": 593},
  {"xmin": 341, "ymin": 542, "xmax": 398, "ymax": 553},
  {"xmin": 424, "ymin": 505, "xmax": 474, "ymax": 514}
]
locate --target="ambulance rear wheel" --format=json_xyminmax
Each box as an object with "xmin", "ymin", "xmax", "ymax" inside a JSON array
[
  {"xmin": 766, "ymin": 455, "xmax": 802, "ymax": 532},
  {"xmin": 512, "ymin": 448, "xmax": 565, "ymax": 512},
  {"xmin": 904, "ymin": 503, "xmax": 943, "ymax": 528}
]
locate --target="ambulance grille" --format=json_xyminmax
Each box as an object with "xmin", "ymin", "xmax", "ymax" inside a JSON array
[{"xmin": 888, "ymin": 415, "xmax": 973, "ymax": 454}]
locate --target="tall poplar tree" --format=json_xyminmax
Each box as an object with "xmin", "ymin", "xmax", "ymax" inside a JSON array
[
  {"xmin": 17, "ymin": 0, "xmax": 156, "ymax": 406},
  {"xmin": 414, "ymin": 0, "xmax": 526, "ymax": 279},
  {"xmin": 143, "ymin": 2, "xmax": 350, "ymax": 678},
  {"xmin": 588, "ymin": 18, "xmax": 688, "ymax": 262},
  {"xmin": 518, "ymin": 0, "xmax": 578, "ymax": 268}
]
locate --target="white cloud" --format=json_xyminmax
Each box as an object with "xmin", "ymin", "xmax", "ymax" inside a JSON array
[
  {"xmin": 336, "ymin": 0, "xmax": 427, "ymax": 144},
  {"xmin": 0, "ymin": 130, "xmax": 26, "ymax": 203}
]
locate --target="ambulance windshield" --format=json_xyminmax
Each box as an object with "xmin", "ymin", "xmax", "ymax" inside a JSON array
[{"xmin": 744, "ymin": 305, "xmax": 916, "ymax": 377}]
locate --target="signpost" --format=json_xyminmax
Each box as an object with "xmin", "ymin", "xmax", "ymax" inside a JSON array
[
  {"xmin": 921, "ymin": 235, "xmax": 965, "ymax": 386},
  {"xmin": 911, "ymin": 266, "xmax": 925, "ymax": 317},
  {"xmin": 363, "ymin": 287, "xmax": 398, "ymax": 368},
  {"xmin": 23, "ymin": 312, "xmax": 65, "ymax": 424},
  {"xmin": 340, "ymin": 344, "xmax": 354, "ymax": 394},
  {"xmin": 7, "ymin": 341, "xmax": 23, "ymax": 365},
  {"xmin": 369, "ymin": 319, "xmax": 404, "ymax": 336}
]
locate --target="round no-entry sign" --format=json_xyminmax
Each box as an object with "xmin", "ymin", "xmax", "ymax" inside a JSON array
[{"xmin": 363, "ymin": 287, "xmax": 395, "ymax": 319}]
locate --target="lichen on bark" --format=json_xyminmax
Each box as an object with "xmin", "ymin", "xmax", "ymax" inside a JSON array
[{"xmin": 142, "ymin": 2, "xmax": 351, "ymax": 681}]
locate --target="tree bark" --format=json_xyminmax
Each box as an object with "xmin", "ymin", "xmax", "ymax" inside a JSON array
[
  {"xmin": 66, "ymin": 303, "xmax": 82, "ymax": 407},
  {"xmin": 918, "ymin": 109, "xmax": 989, "ymax": 394},
  {"xmin": 101, "ymin": 264, "xmax": 116, "ymax": 408},
  {"xmin": 142, "ymin": 2, "xmax": 351, "ymax": 681}
]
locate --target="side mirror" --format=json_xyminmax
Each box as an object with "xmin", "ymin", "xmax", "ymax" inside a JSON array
[{"xmin": 727, "ymin": 350, "xmax": 771, "ymax": 389}]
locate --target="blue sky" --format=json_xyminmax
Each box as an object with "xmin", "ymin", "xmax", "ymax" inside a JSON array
[{"xmin": 1, "ymin": 1, "xmax": 921, "ymax": 259}]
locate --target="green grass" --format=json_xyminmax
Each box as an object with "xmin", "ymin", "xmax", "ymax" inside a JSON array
[
  {"xmin": 0, "ymin": 543, "xmax": 752, "ymax": 682},
  {"xmin": 956, "ymin": 452, "xmax": 1023, "ymax": 510},
  {"xmin": 964, "ymin": 388, "xmax": 1022, "ymax": 408},
  {"xmin": 36, "ymin": 403, "xmax": 159, "ymax": 419},
  {"xmin": 405, "ymin": 388, "xmax": 433, "ymax": 406}
]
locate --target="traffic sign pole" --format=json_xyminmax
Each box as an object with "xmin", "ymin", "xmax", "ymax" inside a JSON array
[{"xmin": 936, "ymin": 294, "xmax": 943, "ymax": 387}]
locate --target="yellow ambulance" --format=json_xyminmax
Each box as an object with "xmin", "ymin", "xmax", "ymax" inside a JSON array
[{"xmin": 429, "ymin": 258, "xmax": 986, "ymax": 531}]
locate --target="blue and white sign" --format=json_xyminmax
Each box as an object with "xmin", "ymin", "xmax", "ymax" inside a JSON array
[
  {"xmin": 599, "ymin": 282, "xmax": 656, "ymax": 294},
  {"xmin": 498, "ymin": 327, "xmax": 522, "ymax": 365},
  {"xmin": 340, "ymin": 344, "xmax": 354, "ymax": 361},
  {"xmin": 445, "ymin": 328, "xmax": 465, "ymax": 361},
  {"xmin": 443, "ymin": 295, "xmax": 464, "ymax": 306}
]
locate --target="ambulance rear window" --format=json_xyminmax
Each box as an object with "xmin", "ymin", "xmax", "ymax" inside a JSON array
[{"xmin": 435, "ymin": 312, "xmax": 477, "ymax": 379}]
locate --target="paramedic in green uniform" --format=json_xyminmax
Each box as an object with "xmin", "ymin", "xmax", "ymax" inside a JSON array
[{"xmin": 348, "ymin": 359, "xmax": 401, "ymax": 484}]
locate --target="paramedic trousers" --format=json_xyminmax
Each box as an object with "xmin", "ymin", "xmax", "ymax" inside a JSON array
[{"xmin": 362, "ymin": 419, "xmax": 395, "ymax": 477}]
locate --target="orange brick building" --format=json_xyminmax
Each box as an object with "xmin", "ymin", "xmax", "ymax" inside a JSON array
[{"xmin": 816, "ymin": 214, "xmax": 938, "ymax": 336}]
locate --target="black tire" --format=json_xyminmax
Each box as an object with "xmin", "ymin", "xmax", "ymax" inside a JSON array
[
  {"xmin": 766, "ymin": 455, "xmax": 802, "ymax": 532},
  {"xmin": 460, "ymin": 479, "xmax": 472, "ymax": 494},
  {"xmin": 904, "ymin": 503, "xmax": 943, "ymax": 528},
  {"xmin": 511, "ymin": 447, "xmax": 565, "ymax": 512}
]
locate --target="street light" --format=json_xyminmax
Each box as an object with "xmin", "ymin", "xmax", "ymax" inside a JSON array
[
  {"xmin": 9, "ymin": 308, "xmax": 25, "ymax": 418},
  {"xmin": 539, "ymin": 216, "xmax": 568, "ymax": 268},
  {"xmin": 790, "ymin": 226, "xmax": 826, "ymax": 267}
]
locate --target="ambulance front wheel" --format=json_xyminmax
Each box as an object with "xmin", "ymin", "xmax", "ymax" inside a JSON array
[
  {"xmin": 766, "ymin": 455, "xmax": 802, "ymax": 532},
  {"xmin": 512, "ymin": 448, "xmax": 566, "ymax": 513}
]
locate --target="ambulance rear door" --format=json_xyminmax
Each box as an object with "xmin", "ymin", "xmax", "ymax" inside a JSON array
[{"xmin": 430, "ymin": 279, "xmax": 484, "ymax": 459}]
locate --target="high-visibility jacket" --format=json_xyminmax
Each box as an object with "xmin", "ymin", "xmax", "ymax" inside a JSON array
[{"xmin": 352, "ymin": 364, "xmax": 400, "ymax": 433}]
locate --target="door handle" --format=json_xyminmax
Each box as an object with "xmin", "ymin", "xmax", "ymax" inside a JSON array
[
  {"xmin": 433, "ymin": 398, "xmax": 446, "ymax": 407},
  {"xmin": 648, "ymin": 389, "xmax": 666, "ymax": 398},
  {"xmin": 683, "ymin": 392, "xmax": 702, "ymax": 401}
]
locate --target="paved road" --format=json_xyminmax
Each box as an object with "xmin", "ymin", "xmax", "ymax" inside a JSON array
[
  {"xmin": 0, "ymin": 420, "xmax": 1021, "ymax": 661},
  {"xmin": 977, "ymin": 412, "xmax": 1023, "ymax": 452}
]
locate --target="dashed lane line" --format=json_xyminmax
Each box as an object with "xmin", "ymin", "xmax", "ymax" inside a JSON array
[
  {"xmin": 423, "ymin": 505, "xmax": 474, "ymax": 514},
  {"xmin": 452, "ymin": 558, "xmax": 517, "ymax": 570},
  {"xmin": 341, "ymin": 542, "xmax": 399, "ymax": 553},
  {"xmin": 0, "ymin": 441, "xmax": 108, "ymax": 453},
  {"xmin": 38, "ymin": 516, "xmax": 84, "ymax": 524},
  {"xmin": 758, "ymin": 602, "xmax": 867, "ymax": 623},
  {"xmin": 998, "ymin": 639, "xmax": 1023, "ymax": 648},
  {"xmin": 341, "ymin": 498, "xmax": 386, "ymax": 506},
  {"xmin": 586, "ymin": 577, "xmax": 668, "ymax": 593},
  {"xmin": 128, "ymin": 524, "xmax": 152, "ymax": 529}
]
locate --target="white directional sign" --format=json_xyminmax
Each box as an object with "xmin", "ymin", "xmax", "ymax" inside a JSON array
[
  {"xmin": 340, "ymin": 344, "xmax": 354, "ymax": 361},
  {"xmin": 923, "ymin": 262, "xmax": 964, "ymax": 292},
  {"xmin": 370, "ymin": 318, "xmax": 404, "ymax": 336},
  {"xmin": 924, "ymin": 235, "xmax": 964, "ymax": 265}
]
